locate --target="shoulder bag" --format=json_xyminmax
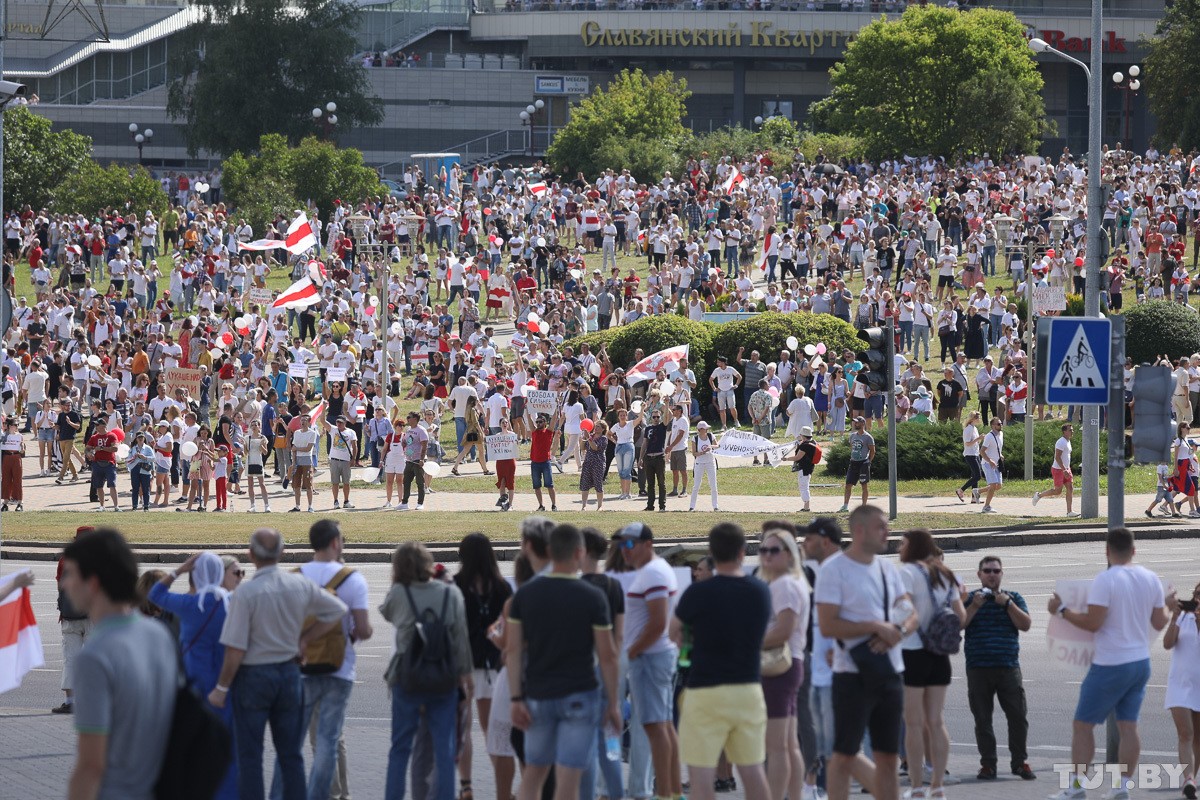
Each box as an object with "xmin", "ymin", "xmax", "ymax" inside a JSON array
[{"xmin": 839, "ymin": 562, "xmax": 897, "ymax": 680}]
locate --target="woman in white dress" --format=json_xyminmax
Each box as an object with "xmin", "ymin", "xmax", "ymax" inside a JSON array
[
  {"xmin": 1165, "ymin": 582, "xmax": 1200, "ymax": 800},
  {"xmin": 785, "ymin": 385, "xmax": 816, "ymax": 439}
]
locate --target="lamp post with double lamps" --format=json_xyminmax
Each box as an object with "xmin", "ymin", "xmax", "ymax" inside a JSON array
[
  {"xmin": 312, "ymin": 102, "xmax": 338, "ymax": 139},
  {"xmin": 128, "ymin": 123, "xmax": 153, "ymax": 164},
  {"xmin": 1030, "ymin": 29, "xmax": 1103, "ymax": 519},
  {"xmin": 1112, "ymin": 65, "xmax": 1141, "ymax": 147}
]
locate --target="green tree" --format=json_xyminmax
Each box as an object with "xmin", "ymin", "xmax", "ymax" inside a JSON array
[
  {"xmin": 167, "ymin": 0, "xmax": 383, "ymax": 157},
  {"xmin": 2, "ymin": 107, "xmax": 93, "ymax": 211},
  {"xmin": 547, "ymin": 69, "xmax": 691, "ymax": 181},
  {"xmin": 809, "ymin": 7, "xmax": 1048, "ymax": 158},
  {"xmin": 1144, "ymin": 0, "xmax": 1200, "ymax": 150},
  {"xmin": 52, "ymin": 163, "xmax": 169, "ymax": 217},
  {"xmin": 222, "ymin": 134, "xmax": 385, "ymax": 222}
]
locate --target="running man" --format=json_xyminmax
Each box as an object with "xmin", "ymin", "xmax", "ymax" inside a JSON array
[{"xmin": 1032, "ymin": 423, "xmax": 1079, "ymax": 517}]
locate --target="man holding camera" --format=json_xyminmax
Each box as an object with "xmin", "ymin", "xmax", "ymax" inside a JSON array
[{"xmin": 962, "ymin": 555, "xmax": 1036, "ymax": 781}]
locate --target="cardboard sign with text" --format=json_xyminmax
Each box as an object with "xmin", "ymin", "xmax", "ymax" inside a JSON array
[
  {"xmin": 486, "ymin": 432, "xmax": 518, "ymax": 462},
  {"xmin": 164, "ymin": 367, "xmax": 204, "ymax": 399},
  {"xmin": 526, "ymin": 390, "xmax": 565, "ymax": 417}
]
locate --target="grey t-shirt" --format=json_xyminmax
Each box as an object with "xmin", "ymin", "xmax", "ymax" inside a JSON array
[
  {"xmin": 74, "ymin": 613, "xmax": 179, "ymax": 800},
  {"xmin": 849, "ymin": 431, "xmax": 875, "ymax": 462}
]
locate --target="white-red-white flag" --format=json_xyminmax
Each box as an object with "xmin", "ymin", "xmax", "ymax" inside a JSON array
[
  {"xmin": 285, "ymin": 213, "xmax": 318, "ymax": 254},
  {"xmin": 757, "ymin": 232, "xmax": 774, "ymax": 273},
  {"xmin": 271, "ymin": 277, "xmax": 321, "ymax": 310},
  {"xmin": 239, "ymin": 238, "xmax": 286, "ymax": 252},
  {"xmin": 720, "ymin": 167, "xmax": 744, "ymax": 195},
  {"xmin": 308, "ymin": 399, "xmax": 327, "ymax": 425},
  {"xmin": 625, "ymin": 344, "xmax": 690, "ymax": 387},
  {"xmin": 0, "ymin": 575, "xmax": 43, "ymax": 695},
  {"xmin": 254, "ymin": 319, "xmax": 269, "ymax": 350},
  {"xmin": 529, "ymin": 182, "xmax": 549, "ymax": 198}
]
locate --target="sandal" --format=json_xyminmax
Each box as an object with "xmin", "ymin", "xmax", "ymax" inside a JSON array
[
  {"xmin": 451, "ymin": 467, "xmax": 460, "ymax": 476},
  {"xmin": 458, "ymin": 781, "xmax": 473, "ymax": 800}
]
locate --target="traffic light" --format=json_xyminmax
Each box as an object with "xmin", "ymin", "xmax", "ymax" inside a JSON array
[
  {"xmin": 1130, "ymin": 365, "xmax": 1174, "ymax": 464},
  {"xmin": 856, "ymin": 326, "xmax": 890, "ymax": 392}
]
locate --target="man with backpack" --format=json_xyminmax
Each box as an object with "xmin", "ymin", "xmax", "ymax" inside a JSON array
[
  {"xmin": 208, "ymin": 528, "xmax": 349, "ymax": 800},
  {"xmin": 270, "ymin": 519, "xmax": 372, "ymax": 800}
]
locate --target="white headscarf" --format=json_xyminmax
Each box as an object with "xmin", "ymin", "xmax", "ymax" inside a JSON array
[{"xmin": 193, "ymin": 552, "xmax": 231, "ymax": 612}]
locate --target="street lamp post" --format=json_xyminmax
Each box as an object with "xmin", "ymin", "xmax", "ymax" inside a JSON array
[
  {"xmin": 518, "ymin": 109, "xmax": 531, "ymax": 156},
  {"xmin": 128, "ymin": 122, "xmax": 153, "ymax": 164},
  {"xmin": 1031, "ymin": 23, "xmax": 1103, "ymax": 520},
  {"xmin": 1112, "ymin": 65, "xmax": 1141, "ymax": 147},
  {"xmin": 312, "ymin": 101, "xmax": 338, "ymax": 139}
]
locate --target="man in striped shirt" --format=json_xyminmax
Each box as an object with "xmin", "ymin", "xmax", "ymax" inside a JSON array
[{"xmin": 962, "ymin": 555, "xmax": 1036, "ymax": 781}]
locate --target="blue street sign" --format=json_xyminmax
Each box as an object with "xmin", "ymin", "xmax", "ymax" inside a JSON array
[{"xmin": 1044, "ymin": 318, "xmax": 1111, "ymax": 405}]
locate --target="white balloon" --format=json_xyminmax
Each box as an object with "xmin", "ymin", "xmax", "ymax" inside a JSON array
[
  {"xmin": 804, "ymin": 344, "xmax": 818, "ymax": 356},
  {"xmin": 588, "ymin": 362, "xmax": 601, "ymax": 377},
  {"xmin": 630, "ymin": 400, "xmax": 643, "ymax": 415},
  {"xmin": 528, "ymin": 312, "xmax": 540, "ymax": 324},
  {"xmin": 423, "ymin": 461, "xmax": 442, "ymax": 478},
  {"xmin": 234, "ymin": 316, "xmax": 247, "ymax": 328},
  {"xmin": 570, "ymin": 269, "xmax": 582, "ymax": 280},
  {"xmin": 359, "ymin": 466, "xmax": 380, "ymax": 484},
  {"xmin": 658, "ymin": 381, "xmax": 675, "ymax": 396},
  {"xmin": 536, "ymin": 237, "xmax": 546, "ymax": 247},
  {"xmin": 390, "ymin": 322, "xmax": 402, "ymax": 335},
  {"xmin": 370, "ymin": 296, "xmax": 379, "ymax": 307},
  {"xmin": 181, "ymin": 441, "xmax": 199, "ymax": 458},
  {"xmin": 210, "ymin": 348, "xmax": 223, "ymax": 359},
  {"xmin": 786, "ymin": 336, "xmax": 799, "ymax": 351},
  {"xmin": 116, "ymin": 444, "xmax": 130, "ymax": 461},
  {"xmin": 86, "ymin": 355, "xmax": 101, "ymax": 368}
]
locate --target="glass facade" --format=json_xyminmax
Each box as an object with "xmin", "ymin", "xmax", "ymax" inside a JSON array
[{"xmin": 28, "ymin": 38, "xmax": 169, "ymax": 105}]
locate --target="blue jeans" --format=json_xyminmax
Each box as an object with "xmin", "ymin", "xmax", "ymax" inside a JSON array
[
  {"xmin": 912, "ymin": 324, "xmax": 931, "ymax": 361},
  {"xmin": 232, "ymin": 662, "xmax": 307, "ymax": 800},
  {"xmin": 899, "ymin": 320, "xmax": 913, "ymax": 352},
  {"xmin": 982, "ymin": 245, "xmax": 997, "ymax": 276},
  {"xmin": 725, "ymin": 246, "xmax": 739, "ymax": 277},
  {"xmin": 580, "ymin": 675, "xmax": 623, "ymax": 800},
  {"xmin": 615, "ymin": 442, "xmax": 635, "ymax": 480},
  {"xmin": 385, "ymin": 684, "xmax": 457, "ymax": 800},
  {"xmin": 130, "ymin": 469, "xmax": 151, "ymax": 508},
  {"xmin": 525, "ymin": 687, "xmax": 602, "ymax": 769},
  {"xmin": 269, "ymin": 674, "xmax": 353, "ymax": 800},
  {"xmin": 989, "ymin": 313, "xmax": 1003, "ymax": 346}
]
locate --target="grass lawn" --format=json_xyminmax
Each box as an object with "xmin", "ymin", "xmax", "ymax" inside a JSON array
[{"xmin": 0, "ymin": 509, "xmax": 1053, "ymax": 546}]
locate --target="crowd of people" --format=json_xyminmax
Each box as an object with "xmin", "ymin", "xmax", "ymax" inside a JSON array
[
  {"xmin": 26, "ymin": 515, "xmax": 1196, "ymax": 800},
  {"xmin": 2, "ymin": 144, "xmax": 1200, "ymax": 518}
]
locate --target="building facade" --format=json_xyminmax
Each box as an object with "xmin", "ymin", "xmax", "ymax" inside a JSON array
[{"xmin": 3, "ymin": 0, "xmax": 1161, "ymax": 171}]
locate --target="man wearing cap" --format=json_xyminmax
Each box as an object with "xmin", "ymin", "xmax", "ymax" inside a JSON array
[
  {"xmin": 789, "ymin": 426, "xmax": 820, "ymax": 513},
  {"xmin": 838, "ymin": 416, "xmax": 875, "ymax": 513},
  {"xmin": 616, "ymin": 522, "xmax": 683, "ymax": 800},
  {"xmin": 325, "ymin": 416, "xmax": 359, "ymax": 510}
]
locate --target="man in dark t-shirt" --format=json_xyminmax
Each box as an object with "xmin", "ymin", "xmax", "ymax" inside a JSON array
[
  {"xmin": 507, "ymin": 524, "xmax": 622, "ymax": 795},
  {"xmin": 671, "ymin": 522, "xmax": 771, "ymax": 799}
]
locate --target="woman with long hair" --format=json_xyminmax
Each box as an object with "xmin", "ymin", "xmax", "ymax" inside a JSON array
[
  {"xmin": 453, "ymin": 534, "xmax": 514, "ymax": 800},
  {"xmin": 898, "ymin": 529, "xmax": 966, "ymax": 800},
  {"xmin": 957, "ymin": 411, "xmax": 985, "ymax": 504},
  {"xmin": 609, "ymin": 406, "xmax": 637, "ymax": 500},
  {"xmin": 1164, "ymin": 581, "xmax": 1200, "ymax": 800},
  {"xmin": 381, "ymin": 542, "xmax": 472, "ymax": 800},
  {"xmin": 758, "ymin": 528, "xmax": 810, "ymax": 800},
  {"xmin": 381, "ymin": 413, "xmax": 408, "ymax": 509},
  {"xmin": 450, "ymin": 396, "xmax": 490, "ymax": 476}
]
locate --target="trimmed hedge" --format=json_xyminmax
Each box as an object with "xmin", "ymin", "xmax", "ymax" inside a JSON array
[
  {"xmin": 822, "ymin": 420, "xmax": 1107, "ymax": 480},
  {"xmin": 710, "ymin": 313, "xmax": 862, "ymax": 366},
  {"xmin": 1124, "ymin": 301, "xmax": 1200, "ymax": 366}
]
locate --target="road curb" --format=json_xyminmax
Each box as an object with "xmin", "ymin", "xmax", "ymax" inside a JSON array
[{"xmin": 4, "ymin": 519, "xmax": 1195, "ymax": 564}]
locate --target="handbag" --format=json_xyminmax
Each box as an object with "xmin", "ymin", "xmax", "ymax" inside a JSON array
[
  {"xmin": 760, "ymin": 644, "xmax": 793, "ymax": 678},
  {"xmin": 840, "ymin": 562, "xmax": 898, "ymax": 680}
]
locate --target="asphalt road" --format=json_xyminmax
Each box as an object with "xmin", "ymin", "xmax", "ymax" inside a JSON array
[{"xmin": 1, "ymin": 537, "xmax": 1196, "ymax": 800}]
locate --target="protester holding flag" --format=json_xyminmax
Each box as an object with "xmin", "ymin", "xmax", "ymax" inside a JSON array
[{"xmin": 0, "ymin": 569, "xmax": 41, "ymax": 696}]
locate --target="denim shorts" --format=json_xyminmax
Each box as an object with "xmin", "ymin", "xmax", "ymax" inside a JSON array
[
  {"xmin": 524, "ymin": 687, "xmax": 602, "ymax": 770},
  {"xmin": 1075, "ymin": 658, "xmax": 1152, "ymax": 724},
  {"xmin": 629, "ymin": 648, "xmax": 677, "ymax": 725},
  {"xmin": 90, "ymin": 462, "xmax": 117, "ymax": 489},
  {"xmin": 37, "ymin": 429, "xmax": 56, "ymax": 442},
  {"xmin": 530, "ymin": 460, "xmax": 553, "ymax": 490}
]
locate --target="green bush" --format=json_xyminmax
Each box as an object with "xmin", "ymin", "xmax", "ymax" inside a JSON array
[
  {"xmin": 823, "ymin": 420, "xmax": 1106, "ymax": 480},
  {"xmin": 709, "ymin": 313, "xmax": 862, "ymax": 369},
  {"xmin": 1124, "ymin": 301, "xmax": 1200, "ymax": 365}
]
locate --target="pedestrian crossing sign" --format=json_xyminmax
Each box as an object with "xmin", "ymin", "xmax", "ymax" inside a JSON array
[{"xmin": 1045, "ymin": 318, "xmax": 1111, "ymax": 405}]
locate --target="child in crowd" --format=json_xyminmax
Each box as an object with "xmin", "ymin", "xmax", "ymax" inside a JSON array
[
  {"xmin": 213, "ymin": 444, "xmax": 229, "ymax": 511},
  {"xmin": 1147, "ymin": 461, "xmax": 1180, "ymax": 518}
]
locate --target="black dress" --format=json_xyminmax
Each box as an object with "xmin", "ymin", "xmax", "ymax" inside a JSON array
[{"xmin": 965, "ymin": 313, "xmax": 987, "ymax": 360}]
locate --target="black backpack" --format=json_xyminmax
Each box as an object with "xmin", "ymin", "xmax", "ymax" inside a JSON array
[{"xmin": 399, "ymin": 585, "xmax": 458, "ymax": 694}]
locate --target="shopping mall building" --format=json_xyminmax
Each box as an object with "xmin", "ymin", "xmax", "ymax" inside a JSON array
[{"xmin": 4, "ymin": 0, "xmax": 1161, "ymax": 172}]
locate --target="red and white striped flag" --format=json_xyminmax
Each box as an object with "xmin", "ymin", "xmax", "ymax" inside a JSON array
[
  {"xmin": 720, "ymin": 167, "xmax": 744, "ymax": 195},
  {"xmin": 285, "ymin": 213, "xmax": 318, "ymax": 255},
  {"xmin": 636, "ymin": 229, "xmax": 647, "ymax": 245},
  {"xmin": 757, "ymin": 231, "xmax": 774, "ymax": 273},
  {"xmin": 308, "ymin": 399, "xmax": 327, "ymax": 426},
  {"xmin": 271, "ymin": 276, "xmax": 321, "ymax": 310},
  {"xmin": 625, "ymin": 344, "xmax": 690, "ymax": 387},
  {"xmin": 529, "ymin": 181, "xmax": 549, "ymax": 198},
  {"xmin": 0, "ymin": 576, "xmax": 43, "ymax": 695},
  {"xmin": 239, "ymin": 238, "xmax": 286, "ymax": 252},
  {"xmin": 254, "ymin": 319, "xmax": 269, "ymax": 351}
]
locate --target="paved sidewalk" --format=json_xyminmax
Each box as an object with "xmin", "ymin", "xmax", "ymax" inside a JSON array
[{"xmin": 4, "ymin": 449, "xmax": 1165, "ymax": 519}]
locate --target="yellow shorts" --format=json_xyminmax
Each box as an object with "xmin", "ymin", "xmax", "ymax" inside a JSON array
[{"xmin": 678, "ymin": 683, "xmax": 767, "ymax": 767}]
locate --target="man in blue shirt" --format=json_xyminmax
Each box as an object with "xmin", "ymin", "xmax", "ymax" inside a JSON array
[{"xmin": 962, "ymin": 555, "xmax": 1036, "ymax": 781}]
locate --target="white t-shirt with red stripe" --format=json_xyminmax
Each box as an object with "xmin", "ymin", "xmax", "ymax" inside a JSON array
[{"xmin": 624, "ymin": 556, "xmax": 679, "ymax": 656}]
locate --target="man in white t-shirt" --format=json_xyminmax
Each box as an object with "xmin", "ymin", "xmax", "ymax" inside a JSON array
[
  {"xmin": 448, "ymin": 377, "xmax": 478, "ymax": 457},
  {"xmin": 616, "ymin": 522, "xmax": 683, "ymax": 800},
  {"xmin": 708, "ymin": 355, "xmax": 742, "ymax": 430},
  {"xmin": 1032, "ymin": 423, "xmax": 1078, "ymax": 517},
  {"xmin": 291, "ymin": 519, "xmax": 372, "ymax": 800},
  {"xmin": 667, "ymin": 403, "xmax": 689, "ymax": 498},
  {"xmin": 1047, "ymin": 527, "xmax": 1168, "ymax": 800},
  {"xmin": 290, "ymin": 412, "xmax": 320, "ymax": 512},
  {"xmin": 815, "ymin": 505, "xmax": 916, "ymax": 800},
  {"xmin": 485, "ymin": 384, "xmax": 510, "ymax": 435}
]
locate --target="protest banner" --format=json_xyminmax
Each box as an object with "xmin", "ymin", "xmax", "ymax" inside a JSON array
[
  {"xmin": 486, "ymin": 432, "xmax": 518, "ymax": 462},
  {"xmin": 526, "ymin": 390, "xmax": 564, "ymax": 417},
  {"xmin": 1047, "ymin": 577, "xmax": 1173, "ymax": 671},
  {"xmin": 712, "ymin": 429, "xmax": 794, "ymax": 464},
  {"xmin": 289, "ymin": 362, "xmax": 310, "ymax": 380},
  {"xmin": 1033, "ymin": 285, "xmax": 1067, "ymax": 316},
  {"xmin": 164, "ymin": 367, "xmax": 204, "ymax": 399},
  {"xmin": 327, "ymin": 367, "xmax": 348, "ymax": 384},
  {"xmin": 246, "ymin": 287, "xmax": 273, "ymax": 310}
]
